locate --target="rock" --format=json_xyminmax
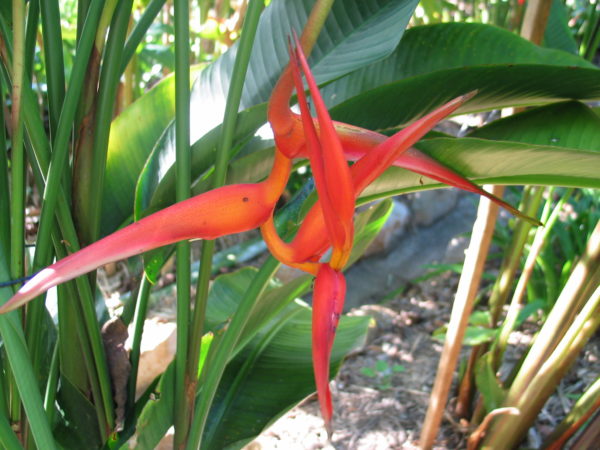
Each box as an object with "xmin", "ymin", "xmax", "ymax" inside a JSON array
[
  {"xmin": 443, "ymin": 235, "xmax": 470, "ymax": 264},
  {"xmin": 409, "ymin": 189, "xmax": 459, "ymax": 227},
  {"xmin": 343, "ymin": 194, "xmax": 477, "ymax": 310},
  {"xmin": 363, "ymin": 200, "xmax": 411, "ymax": 257}
]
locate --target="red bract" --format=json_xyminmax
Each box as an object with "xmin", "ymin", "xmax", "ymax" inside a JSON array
[{"xmin": 312, "ymin": 264, "xmax": 346, "ymax": 437}]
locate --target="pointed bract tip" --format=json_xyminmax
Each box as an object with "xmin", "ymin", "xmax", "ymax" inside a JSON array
[
  {"xmin": 462, "ymin": 90, "xmax": 478, "ymax": 102},
  {"xmin": 325, "ymin": 421, "xmax": 333, "ymax": 441}
]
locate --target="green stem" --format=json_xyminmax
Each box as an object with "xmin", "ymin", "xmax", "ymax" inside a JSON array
[
  {"xmin": 1, "ymin": 10, "xmax": 114, "ymax": 437},
  {"xmin": 42, "ymin": 338, "xmax": 60, "ymax": 423},
  {"xmin": 484, "ymin": 283, "xmax": 600, "ymax": 448},
  {"xmin": 186, "ymin": 0, "xmax": 264, "ymax": 420},
  {"xmin": 30, "ymin": 0, "xmax": 106, "ymax": 295},
  {"xmin": 505, "ymin": 221, "xmax": 600, "ymax": 410},
  {"xmin": 22, "ymin": 0, "xmax": 115, "ymax": 435},
  {"xmin": 126, "ymin": 275, "xmax": 152, "ymax": 420},
  {"xmin": 542, "ymin": 377, "xmax": 600, "ymax": 449},
  {"xmin": 488, "ymin": 186, "xmax": 544, "ymax": 325},
  {"xmin": 10, "ymin": 0, "xmax": 26, "ymax": 287},
  {"xmin": 120, "ymin": 0, "xmax": 167, "ymax": 74},
  {"xmin": 85, "ymin": 0, "xmax": 134, "ymax": 245},
  {"xmin": 0, "ymin": 291, "xmax": 55, "ymax": 449},
  {"xmin": 173, "ymin": 0, "xmax": 192, "ymax": 446},
  {"xmin": 186, "ymin": 257, "xmax": 280, "ymax": 450},
  {"xmin": 26, "ymin": 138, "xmax": 115, "ymax": 437},
  {"xmin": 72, "ymin": 0, "xmax": 119, "ymax": 247},
  {"xmin": 23, "ymin": 0, "xmax": 39, "ymax": 79},
  {"xmin": 9, "ymin": 0, "xmax": 26, "ymax": 431},
  {"xmin": 39, "ymin": 0, "xmax": 66, "ymax": 137},
  {"xmin": 0, "ymin": 76, "xmax": 10, "ymax": 258},
  {"xmin": 0, "ymin": 412, "xmax": 23, "ymax": 450},
  {"xmin": 492, "ymin": 188, "xmax": 573, "ymax": 367}
]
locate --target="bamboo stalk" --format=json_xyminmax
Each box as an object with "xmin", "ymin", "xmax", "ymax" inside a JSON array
[
  {"xmin": 492, "ymin": 188, "xmax": 573, "ymax": 366},
  {"xmin": 483, "ymin": 282, "xmax": 600, "ymax": 448},
  {"xmin": 419, "ymin": 185, "xmax": 504, "ymax": 449},
  {"xmin": 543, "ymin": 377, "xmax": 600, "ymax": 449}
]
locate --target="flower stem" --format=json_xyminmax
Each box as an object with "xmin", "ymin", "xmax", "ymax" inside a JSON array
[{"xmin": 173, "ymin": 0, "xmax": 192, "ymax": 446}]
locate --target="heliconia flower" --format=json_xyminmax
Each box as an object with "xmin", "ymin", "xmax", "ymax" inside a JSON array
[
  {"xmin": 261, "ymin": 41, "xmax": 478, "ymax": 433},
  {"xmin": 262, "ymin": 91, "xmax": 479, "ymax": 266}
]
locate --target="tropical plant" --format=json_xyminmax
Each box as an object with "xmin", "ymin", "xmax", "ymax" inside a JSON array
[{"xmin": 0, "ymin": 0, "xmax": 598, "ymax": 449}]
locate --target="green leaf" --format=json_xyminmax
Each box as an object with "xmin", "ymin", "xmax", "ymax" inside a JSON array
[
  {"xmin": 469, "ymin": 101, "xmax": 600, "ymax": 148},
  {"xmin": 357, "ymin": 102, "xmax": 600, "ymax": 203},
  {"xmin": 53, "ymin": 375, "xmax": 101, "ymax": 449},
  {"xmin": 469, "ymin": 311, "xmax": 492, "ymax": 327},
  {"xmin": 360, "ymin": 367, "xmax": 377, "ymax": 377},
  {"xmin": 102, "ymin": 0, "xmax": 419, "ymax": 233},
  {"xmin": 375, "ymin": 360, "xmax": 388, "ymax": 373},
  {"xmin": 134, "ymin": 363, "xmax": 175, "ymax": 449},
  {"xmin": 434, "ymin": 325, "xmax": 498, "ymax": 346},
  {"xmin": 392, "ymin": 364, "xmax": 405, "ymax": 373},
  {"xmin": 0, "ymin": 259, "xmax": 55, "ymax": 448},
  {"xmin": 544, "ymin": 0, "xmax": 578, "ymax": 55},
  {"xmin": 346, "ymin": 199, "xmax": 394, "ymax": 267},
  {"xmin": 101, "ymin": 67, "xmax": 201, "ymax": 235},
  {"xmin": 194, "ymin": 0, "xmax": 419, "ymax": 127},
  {"xmin": 0, "ymin": 413, "xmax": 21, "ymax": 450},
  {"xmin": 327, "ymin": 22, "xmax": 597, "ymax": 129},
  {"xmin": 475, "ymin": 353, "xmax": 506, "ymax": 413}
]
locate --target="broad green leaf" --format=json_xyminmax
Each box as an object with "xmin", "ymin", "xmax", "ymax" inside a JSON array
[
  {"xmin": 101, "ymin": 0, "xmax": 419, "ymax": 234},
  {"xmin": 544, "ymin": 0, "xmax": 578, "ymax": 55},
  {"xmin": 469, "ymin": 101, "xmax": 600, "ymax": 148},
  {"xmin": 332, "ymin": 63, "xmax": 600, "ymax": 130},
  {"xmin": 193, "ymin": 0, "xmax": 419, "ymax": 134},
  {"xmin": 326, "ymin": 22, "xmax": 597, "ymax": 129},
  {"xmin": 53, "ymin": 375, "xmax": 101, "ymax": 449},
  {"xmin": 148, "ymin": 24, "xmax": 600, "ymax": 214},
  {"xmin": 360, "ymin": 138, "xmax": 600, "ymax": 203},
  {"xmin": 357, "ymin": 102, "xmax": 600, "ymax": 203},
  {"xmin": 102, "ymin": 67, "xmax": 201, "ymax": 235}
]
